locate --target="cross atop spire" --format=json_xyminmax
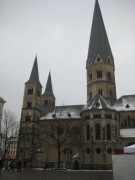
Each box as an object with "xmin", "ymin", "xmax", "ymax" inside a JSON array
[
  {"xmin": 87, "ymin": 0, "xmax": 114, "ymax": 63},
  {"xmin": 25, "ymin": 55, "xmax": 42, "ymax": 87},
  {"xmin": 42, "ymin": 72, "xmax": 55, "ymax": 98}
]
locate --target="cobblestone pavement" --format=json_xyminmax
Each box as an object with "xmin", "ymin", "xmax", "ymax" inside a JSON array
[{"xmin": 0, "ymin": 169, "xmax": 113, "ymax": 180}]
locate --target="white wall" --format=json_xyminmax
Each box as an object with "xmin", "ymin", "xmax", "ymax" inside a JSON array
[{"xmin": 112, "ymin": 155, "xmax": 135, "ymax": 180}]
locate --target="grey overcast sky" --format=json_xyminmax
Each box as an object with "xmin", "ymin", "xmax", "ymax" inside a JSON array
[{"xmin": 0, "ymin": 0, "xmax": 135, "ymax": 119}]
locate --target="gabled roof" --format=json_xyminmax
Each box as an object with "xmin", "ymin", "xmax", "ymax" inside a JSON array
[
  {"xmin": 42, "ymin": 72, "xmax": 55, "ymax": 98},
  {"xmin": 87, "ymin": 0, "xmax": 114, "ymax": 63},
  {"xmin": 25, "ymin": 56, "xmax": 42, "ymax": 87},
  {"xmin": 113, "ymin": 95, "xmax": 135, "ymax": 111},
  {"xmin": 40, "ymin": 105, "xmax": 85, "ymax": 120},
  {"xmin": 83, "ymin": 93, "xmax": 112, "ymax": 111}
]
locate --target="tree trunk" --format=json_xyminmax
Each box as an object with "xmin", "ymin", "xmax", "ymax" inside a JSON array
[{"xmin": 58, "ymin": 145, "xmax": 61, "ymax": 168}]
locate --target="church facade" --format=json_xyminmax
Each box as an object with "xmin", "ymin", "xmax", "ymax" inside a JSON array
[{"xmin": 18, "ymin": 0, "xmax": 135, "ymax": 169}]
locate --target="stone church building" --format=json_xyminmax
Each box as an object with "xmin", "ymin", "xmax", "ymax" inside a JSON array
[{"xmin": 18, "ymin": 0, "xmax": 135, "ymax": 169}]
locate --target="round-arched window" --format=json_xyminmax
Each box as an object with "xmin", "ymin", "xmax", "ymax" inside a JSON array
[
  {"xmin": 107, "ymin": 148, "xmax": 112, "ymax": 154},
  {"xmin": 96, "ymin": 148, "xmax": 101, "ymax": 154}
]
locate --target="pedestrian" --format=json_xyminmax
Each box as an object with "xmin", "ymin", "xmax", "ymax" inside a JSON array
[
  {"xmin": 17, "ymin": 160, "xmax": 22, "ymax": 172},
  {"xmin": 8, "ymin": 160, "xmax": 15, "ymax": 172},
  {"xmin": 0, "ymin": 159, "xmax": 3, "ymax": 174}
]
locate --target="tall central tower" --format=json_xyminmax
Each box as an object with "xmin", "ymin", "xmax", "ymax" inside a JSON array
[{"xmin": 86, "ymin": 0, "xmax": 117, "ymax": 105}]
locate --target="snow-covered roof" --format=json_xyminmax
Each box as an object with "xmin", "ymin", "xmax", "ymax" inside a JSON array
[
  {"xmin": 40, "ymin": 105, "xmax": 85, "ymax": 120},
  {"xmin": 120, "ymin": 129, "xmax": 135, "ymax": 138},
  {"xmin": 83, "ymin": 93, "xmax": 112, "ymax": 112},
  {"xmin": 113, "ymin": 95, "xmax": 135, "ymax": 111}
]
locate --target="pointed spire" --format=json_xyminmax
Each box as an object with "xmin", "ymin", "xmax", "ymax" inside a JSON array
[
  {"xmin": 87, "ymin": 0, "xmax": 114, "ymax": 63},
  {"xmin": 42, "ymin": 72, "xmax": 55, "ymax": 98},
  {"xmin": 25, "ymin": 55, "xmax": 42, "ymax": 87}
]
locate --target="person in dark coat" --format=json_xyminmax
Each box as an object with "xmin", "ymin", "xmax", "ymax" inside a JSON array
[
  {"xmin": 17, "ymin": 160, "xmax": 22, "ymax": 172},
  {"xmin": 0, "ymin": 159, "xmax": 3, "ymax": 173},
  {"xmin": 8, "ymin": 160, "xmax": 15, "ymax": 172}
]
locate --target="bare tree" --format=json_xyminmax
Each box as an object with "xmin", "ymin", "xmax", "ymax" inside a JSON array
[
  {"xmin": 1, "ymin": 109, "xmax": 19, "ymax": 158},
  {"xmin": 45, "ymin": 120, "xmax": 71, "ymax": 168}
]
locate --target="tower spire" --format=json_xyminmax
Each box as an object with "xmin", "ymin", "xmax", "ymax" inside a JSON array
[
  {"xmin": 25, "ymin": 56, "xmax": 42, "ymax": 87},
  {"xmin": 86, "ymin": 0, "xmax": 117, "ymax": 105},
  {"xmin": 87, "ymin": 0, "xmax": 113, "ymax": 63},
  {"xmin": 42, "ymin": 72, "xmax": 55, "ymax": 98}
]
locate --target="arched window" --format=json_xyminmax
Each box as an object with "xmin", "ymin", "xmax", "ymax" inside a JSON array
[
  {"xmin": 96, "ymin": 70, "xmax": 102, "ymax": 78},
  {"xmin": 95, "ymin": 124, "xmax": 101, "ymax": 140},
  {"xmin": 107, "ymin": 71, "xmax": 112, "ymax": 80},
  {"xmin": 128, "ymin": 116, "xmax": 132, "ymax": 127},
  {"xmin": 27, "ymin": 102, "xmax": 32, "ymax": 108},
  {"xmin": 89, "ymin": 92, "xmax": 92, "ymax": 98},
  {"xmin": 98, "ymin": 89, "xmax": 103, "ymax": 96},
  {"xmin": 44, "ymin": 100, "xmax": 48, "ymax": 106},
  {"xmin": 132, "ymin": 118, "xmax": 135, "ymax": 127},
  {"xmin": 106, "ymin": 124, "xmax": 111, "ymax": 140},
  {"xmin": 109, "ymin": 90, "xmax": 113, "ymax": 97},
  {"xmin": 27, "ymin": 88, "xmax": 33, "ymax": 95},
  {"xmin": 86, "ymin": 125, "xmax": 90, "ymax": 140},
  {"xmin": 124, "ymin": 119, "xmax": 128, "ymax": 127},
  {"xmin": 89, "ymin": 73, "xmax": 92, "ymax": 80}
]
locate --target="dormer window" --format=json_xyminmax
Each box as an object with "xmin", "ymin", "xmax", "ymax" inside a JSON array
[
  {"xmin": 52, "ymin": 114, "xmax": 56, "ymax": 118},
  {"xmin": 97, "ymin": 57, "xmax": 100, "ymax": 62},
  {"xmin": 96, "ymin": 102, "xmax": 100, "ymax": 107},
  {"xmin": 126, "ymin": 104, "xmax": 129, "ymax": 108},
  {"xmin": 68, "ymin": 113, "xmax": 71, "ymax": 117}
]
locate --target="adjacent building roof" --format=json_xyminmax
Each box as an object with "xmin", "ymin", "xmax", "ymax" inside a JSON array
[
  {"xmin": 83, "ymin": 93, "xmax": 113, "ymax": 112},
  {"xmin": 113, "ymin": 95, "xmax": 135, "ymax": 111},
  {"xmin": 87, "ymin": 0, "xmax": 114, "ymax": 63},
  {"xmin": 25, "ymin": 56, "xmax": 42, "ymax": 87},
  {"xmin": 40, "ymin": 105, "xmax": 85, "ymax": 120},
  {"xmin": 42, "ymin": 72, "xmax": 55, "ymax": 98}
]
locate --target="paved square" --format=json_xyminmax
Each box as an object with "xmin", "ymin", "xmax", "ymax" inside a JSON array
[{"xmin": 0, "ymin": 169, "xmax": 113, "ymax": 180}]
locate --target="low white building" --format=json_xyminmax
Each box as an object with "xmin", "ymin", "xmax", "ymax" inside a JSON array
[{"xmin": 0, "ymin": 136, "xmax": 18, "ymax": 159}]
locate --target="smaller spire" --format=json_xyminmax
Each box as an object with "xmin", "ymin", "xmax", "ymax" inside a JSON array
[
  {"xmin": 25, "ymin": 55, "xmax": 42, "ymax": 87},
  {"xmin": 42, "ymin": 72, "xmax": 55, "ymax": 98}
]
